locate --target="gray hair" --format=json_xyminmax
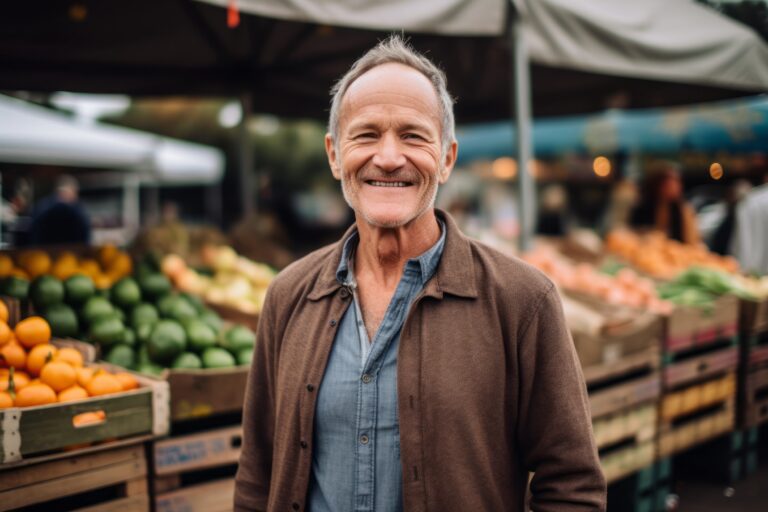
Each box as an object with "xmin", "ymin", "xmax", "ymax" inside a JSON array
[{"xmin": 328, "ymin": 35, "xmax": 456, "ymax": 156}]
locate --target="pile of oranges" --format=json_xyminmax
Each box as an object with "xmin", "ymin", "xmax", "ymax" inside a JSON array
[
  {"xmin": 0, "ymin": 244, "xmax": 132, "ymax": 288},
  {"xmin": 0, "ymin": 302, "xmax": 139, "ymax": 409}
]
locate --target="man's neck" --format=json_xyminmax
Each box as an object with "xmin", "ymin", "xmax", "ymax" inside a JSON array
[{"xmin": 353, "ymin": 210, "xmax": 440, "ymax": 289}]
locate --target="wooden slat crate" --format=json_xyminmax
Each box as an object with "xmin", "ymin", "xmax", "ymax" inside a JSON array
[
  {"xmin": 741, "ymin": 366, "xmax": 768, "ymax": 428},
  {"xmin": 159, "ymin": 367, "xmax": 249, "ymax": 423},
  {"xmin": 204, "ymin": 300, "xmax": 260, "ymax": 333},
  {"xmin": 153, "ymin": 425, "xmax": 242, "ymax": 512},
  {"xmin": 741, "ymin": 331, "xmax": 768, "ymax": 369},
  {"xmin": 590, "ymin": 373, "xmax": 660, "ymax": 419},
  {"xmin": 664, "ymin": 295, "xmax": 739, "ymax": 353},
  {"xmin": 0, "ymin": 295, "xmax": 24, "ymax": 327},
  {"xmin": 593, "ymin": 403, "xmax": 657, "ymax": 484},
  {"xmin": 663, "ymin": 344, "xmax": 739, "ymax": 389},
  {"xmin": 740, "ymin": 298, "xmax": 768, "ymax": 338},
  {"xmin": 156, "ymin": 478, "xmax": 234, "ymax": 512},
  {"xmin": 658, "ymin": 373, "xmax": 736, "ymax": 457},
  {"xmin": 0, "ymin": 366, "xmax": 168, "ymax": 464},
  {"xmin": 0, "ymin": 441, "xmax": 148, "ymax": 511}
]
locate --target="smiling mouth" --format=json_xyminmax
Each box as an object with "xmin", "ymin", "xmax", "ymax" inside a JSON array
[{"xmin": 366, "ymin": 180, "xmax": 412, "ymax": 188}]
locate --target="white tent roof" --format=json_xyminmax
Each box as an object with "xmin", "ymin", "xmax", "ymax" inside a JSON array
[
  {"xmin": 0, "ymin": 95, "xmax": 224, "ymax": 185},
  {"xmin": 197, "ymin": 0, "xmax": 768, "ymax": 92}
]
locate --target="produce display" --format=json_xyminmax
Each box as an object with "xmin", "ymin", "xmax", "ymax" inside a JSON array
[
  {"xmin": 605, "ymin": 229, "xmax": 739, "ymax": 279},
  {"xmin": 0, "ymin": 245, "xmax": 133, "ymax": 293},
  {"xmin": 523, "ymin": 246, "xmax": 674, "ymax": 314},
  {"xmin": 0, "ymin": 315, "xmax": 138, "ymax": 408},
  {"xmin": 658, "ymin": 267, "xmax": 768, "ymax": 307},
  {"xmin": 161, "ymin": 245, "xmax": 275, "ymax": 315}
]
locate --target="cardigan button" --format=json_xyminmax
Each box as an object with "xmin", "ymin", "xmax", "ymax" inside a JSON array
[
  {"xmin": 340, "ymin": 287, "xmax": 350, "ymax": 299},
  {"xmin": 330, "ymin": 319, "xmax": 337, "ymax": 327},
  {"xmin": 300, "ymin": 440, "xmax": 308, "ymax": 449},
  {"xmin": 292, "ymin": 503, "xmax": 300, "ymax": 510},
  {"xmin": 306, "ymin": 384, "xmax": 315, "ymax": 392}
]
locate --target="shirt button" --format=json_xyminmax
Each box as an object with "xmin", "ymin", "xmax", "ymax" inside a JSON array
[
  {"xmin": 300, "ymin": 440, "xmax": 308, "ymax": 449},
  {"xmin": 360, "ymin": 434, "xmax": 369, "ymax": 445},
  {"xmin": 292, "ymin": 502, "xmax": 300, "ymax": 510},
  {"xmin": 361, "ymin": 374, "xmax": 372, "ymax": 384},
  {"xmin": 306, "ymin": 384, "xmax": 315, "ymax": 392}
]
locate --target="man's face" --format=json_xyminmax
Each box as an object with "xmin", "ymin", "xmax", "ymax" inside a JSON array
[{"xmin": 326, "ymin": 63, "xmax": 457, "ymax": 228}]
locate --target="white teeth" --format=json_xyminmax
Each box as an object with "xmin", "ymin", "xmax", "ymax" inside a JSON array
[{"xmin": 368, "ymin": 180, "xmax": 408, "ymax": 187}]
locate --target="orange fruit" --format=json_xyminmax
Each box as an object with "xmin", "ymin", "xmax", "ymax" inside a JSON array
[
  {"xmin": 106, "ymin": 253, "xmax": 132, "ymax": 279},
  {"xmin": 26, "ymin": 344, "xmax": 58, "ymax": 376},
  {"xmin": 79, "ymin": 259, "xmax": 101, "ymax": 278},
  {"xmin": 0, "ymin": 321, "xmax": 12, "ymax": 346},
  {"xmin": 73, "ymin": 410, "xmax": 106, "ymax": 427},
  {"xmin": 20, "ymin": 250, "xmax": 51, "ymax": 278},
  {"xmin": 97, "ymin": 244, "xmax": 119, "ymax": 267},
  {"xmin": 0, "ymin": 300, "xmax": 9, "ymax": 324},
  {"xmin": 55, "ymin": 347, "xmax": 84, "ymax": 367},
  {"xmin": 14, "ymin": 383, "xmax": 57, "ymax": 407},
  {"xmin": 9, "ymin": 268, "xmax": 29, "ymax": 280},
  {"xmin": 58, "ymin": 385, "xmax": 89, "ymax": 402},
  {"xmin": 0, "ymin": 254, "xmax": 13, "ymax": 277},
  {"xmin": 51, "ymin": 254, "xmax": 79, "ymax": 280},
  {"xmin": 0, "ymin": 391, "xmax": 12, "ymax": 408},
  {"xmin": 40, "ymin": 361, "xmax": 77, "ymax": 392},
  {"xmin": 114, "ymin": 372, "xmax": 139, "ymax": 391},
  {"xmin": 86, "ymin": 372, "xmax": 123, "ymax": 396},
  {"xmin": 76, "ymin": 367, "xmax": 96, "ymax": 387},
  {"xmin": 93, "ymin": 273, "xmax": 112, "ymax": 290},
  {"xmin": 15, "ymin": 316, "xmax": 51, "ymax": 348},
  {"xmin": 0, "ymin": 342, "xmax": 26, "ymax": 370},
  {"xmin": 0, "ymin": 370, "xmax": 29, "ymax": 391}
]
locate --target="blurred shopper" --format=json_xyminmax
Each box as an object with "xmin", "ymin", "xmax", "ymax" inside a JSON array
[
  {"xmin": 537, "ymin": 183, "xmax": 570, "ymax": 236},
  {"xmin": 631, "ymin": 163, "xmax": 700, "ymax": 244},
  {"xmin": 732, "ymin": 174, "xmax": 768, "ymax": 274},
  {"xmin": 28, "ymin": 174, "xmax": 91, "ymax": 245},
  {"xmin": 600, "ymin": 179, "xmax": 640, "ymax": 235},
  {"xmin": 235, "ymin": 36, "xmax": 605, "ymax": 512},
  {"xmin": 710, "ymin": 180, "xmax": 752, "ymax": 256}
]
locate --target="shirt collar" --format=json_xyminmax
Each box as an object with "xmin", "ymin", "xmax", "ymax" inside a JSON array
[{"xmin": 335, "ymin": 219, "xmax": 447, "ymax": 287}]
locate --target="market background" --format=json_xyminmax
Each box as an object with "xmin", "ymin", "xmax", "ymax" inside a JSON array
[{"xmin": 1, "ymin": 1, "xmax": 768, "ymax": 511}]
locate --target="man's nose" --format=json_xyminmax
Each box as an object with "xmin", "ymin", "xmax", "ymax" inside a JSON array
[{"xmin": 372, "ymin": 133, "xmax": 406, "ymax": 172}]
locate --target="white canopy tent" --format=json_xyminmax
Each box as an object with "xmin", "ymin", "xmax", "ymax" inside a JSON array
[
  {"xmin": 196, "ymin": 0, "xmax": 768, "ymax": 248},
  {"xmin": 0, "ymin": 94, "xmax": 225, "ymax": 185}
]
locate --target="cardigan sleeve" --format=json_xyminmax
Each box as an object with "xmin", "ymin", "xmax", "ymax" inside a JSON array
[
  {"xmin": 234, "ymin": 285, "xmax": 279, "ymax": 512},
  {"xmin": 516, "ymin": 285, "xmax": 606, "ymax": 512}
]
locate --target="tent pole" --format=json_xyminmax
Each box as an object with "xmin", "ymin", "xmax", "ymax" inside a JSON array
[
  {"xmin": 239, "ymin": 93, "xmax": 256, "ymax": 217},
  {"xmin": 510, "ymin": 8, "xmax": 536, "ymax": 252}
]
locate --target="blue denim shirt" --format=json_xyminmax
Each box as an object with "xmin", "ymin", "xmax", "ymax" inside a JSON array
[{"xmin": 307, "ymin": 221, "xmax": 446, "ymax": 512}]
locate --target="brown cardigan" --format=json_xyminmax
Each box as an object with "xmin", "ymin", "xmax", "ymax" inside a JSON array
[{"xmin": 235, "ymin": 211, "xmax": 606, "ymax": 512}]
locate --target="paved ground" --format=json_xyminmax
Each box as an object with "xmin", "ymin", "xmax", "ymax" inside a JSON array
[{"xmin": 673, "ymin": 463, "xmax": 768, "ymax": 512}]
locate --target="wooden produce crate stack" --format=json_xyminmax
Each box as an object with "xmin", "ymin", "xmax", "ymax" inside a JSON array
[
  {"xmin": 738, "ymin": 298, "xmax": 768, "ymax": 429},
  {"xmin": 571, "ymin": 309, "xmax": 663, "ymax": 484},
  {"xmin": 149, "ymin": 345, "xmax": 252, "ymax": 511},
  {"xmin": 657, "ymin": 295, "xmax": 740, "ymax": 458},
  {"xmin": 0, "ymin": 360, "xmax": 168, "ymax": 511}
]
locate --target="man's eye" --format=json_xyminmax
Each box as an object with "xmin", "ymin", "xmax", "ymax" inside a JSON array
[
  {"xmin": 355, "ymin": 133, "xmax": 377, "ymax": 140},
  {"xmin": 403, "ymin": 133, "xmax": 425, "ymax": 141}
]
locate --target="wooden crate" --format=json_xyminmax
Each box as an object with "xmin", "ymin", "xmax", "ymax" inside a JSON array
[
  {"xmin": 0, "ymin": 441, "xmax": 149, "ymax": 511},
  {"xmin": 741, "ymin": 366, "xmax": 768, "ymax": 428},
  {"xmin": 658, "ymin": 373, "xmax": 736, "ymax": 457},
  {"xmin": 741, "ymin": 331, "xmax": 768, "ymax": 369},
  {"xmin": 0, "ymin": 366, "xmax": 168, "ymax": 464},
  {"xmin": 594, "ymin": 402, "xmax": 657, "ymax": 484},
  {"xmin": 572, "ymin": 311, "xmax": 662, "ymax": 371},
  {"xmin": 740, "ymin": 298, "xmax": 768, "ymax": 338},
  {"xmin": 0, "ymin": 295, "xmax": 24, "ymax": 327},
  {"xmin": 663, "ymin": 344, "xmax": 739, "ymax": 389},
  {"xmin": 204, "ymin": 300, "xmax": 259, "ymax": 332},
  {"xmin": 153, "ymin": 425, "xmax": 242, "ymax": 512},
  {"xmin": 156, "ymin": 478, "xmax": 234, "ymax": 512},
  {"xmin": 663, "ymin": 295, "xmax": 740, "ymax": 353},
  {"xmin": 159, "ymin": 366, "xmax": 249, "ymax": 422}
]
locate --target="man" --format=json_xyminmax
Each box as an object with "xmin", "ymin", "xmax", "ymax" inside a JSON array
[
  {"xmin": 28, "ymin": 174, "xmax": 91, "ymax": 246},
  {"xmin": 235, "ymin": 36, "xmax": 605, "ymax": 512}
]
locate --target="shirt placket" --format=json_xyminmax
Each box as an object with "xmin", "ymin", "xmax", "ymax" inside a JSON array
[{"xmin": 352, "ymin": 264, "xmax": 420, "ymax": 512}]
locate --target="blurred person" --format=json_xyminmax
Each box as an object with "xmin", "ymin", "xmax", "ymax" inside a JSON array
[
  {"xmin": 732, "ymin": 174, "xmax": 768, "ymax": 274},
  {"xmin": 28, "ymin": 174, "xmax": 91, "ymax": 245},
  {"xmin": 600, "ymin": 179, "xmax": 640, "ymax": 235},
  {"xmin": 710, "ymin": 180, "xmax": 752, "ymax": 256},
  {"xmin": 631, "ymin": 162, "xmax": 700, "ymax": 244},
  {"xmin": 536, "ymin": 183, "xmax": 570, "ymax": 236},
  {"xmin": 235, "ymin": 35, "xmax": 605, "ymax": 512}
]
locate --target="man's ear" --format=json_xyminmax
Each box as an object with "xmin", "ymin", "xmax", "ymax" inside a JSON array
[
  {"xmin": 325, "ymin": 134, "xmax": 341, "ymax": 180},
  {"xmin": 438, "ymin": 140, "xmax": 458, "ymax": 184}
]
